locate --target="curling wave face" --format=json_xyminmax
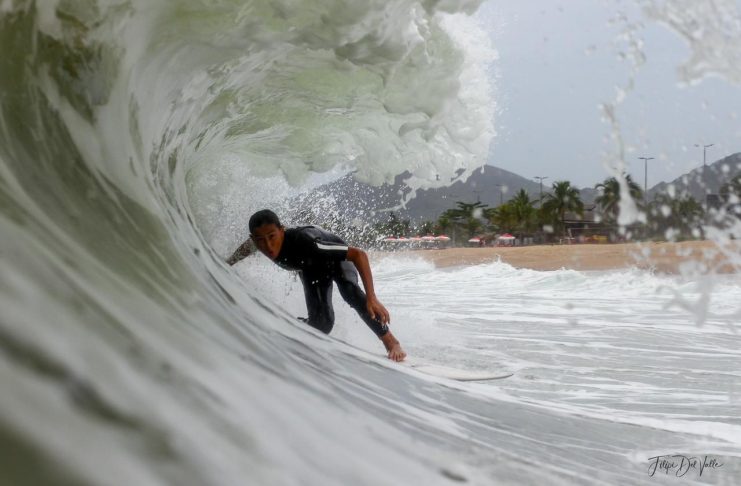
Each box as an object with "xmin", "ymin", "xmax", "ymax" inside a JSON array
[
  {"xmin": 1, "ymin": 1, "xmax": 740, "ymax": 485},
  {"xmin": 0, "ymin": 1, "xmax": 502, "ymax": 485}
]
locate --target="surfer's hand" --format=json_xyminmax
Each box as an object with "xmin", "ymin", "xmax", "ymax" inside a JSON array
[{"xmin": 367, "ymin": 295, "xmax": 390, "ymax": 324}]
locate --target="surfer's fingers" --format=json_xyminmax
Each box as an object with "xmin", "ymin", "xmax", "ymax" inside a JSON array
[
  {"xmin": 374, "ymin": 304, "xmax": 385, "ymax": 323},
  {"xmin": 371, "ymin": 303, "xmax": 387, "ymax": 324},
  {"xmin": 381, "ymin": 305, "xmax": 390, "ymax": 324}
]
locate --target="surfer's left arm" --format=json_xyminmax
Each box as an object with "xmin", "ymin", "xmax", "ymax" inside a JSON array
[
  {"xmin": 226, "ymin": 240, "xmax": 253, "ymax": 266},
  {"xmin": 346, "ymin": 247, "xmax": 390, "ymax": 324}
]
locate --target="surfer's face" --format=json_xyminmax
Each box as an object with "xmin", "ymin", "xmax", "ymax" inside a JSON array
[{"xmin": 251, "ymin": 223, "xmax": 285, "ymax": 261}]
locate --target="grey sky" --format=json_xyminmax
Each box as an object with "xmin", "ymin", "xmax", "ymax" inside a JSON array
[{"xmin": 477, "ymin": 1, "xmax": 741, "ymax": 190}]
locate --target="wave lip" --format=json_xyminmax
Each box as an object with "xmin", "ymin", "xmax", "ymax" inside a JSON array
[
  {"xmin": 3, "ymin": 1, "xmax": 741, "ymax": 485},
  {"xmin": 0, "ymin": 1, "xmax": 502, "ymax": 485}
]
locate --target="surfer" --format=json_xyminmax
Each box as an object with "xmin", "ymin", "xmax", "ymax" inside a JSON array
[{"xmin": 227, "ymin": 210, "xmax": 407, "ymax": 362}]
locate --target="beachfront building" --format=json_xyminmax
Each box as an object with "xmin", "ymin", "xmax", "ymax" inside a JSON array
[{"xmin": 562, "ymin": 205, "xmax": 616, "ymax": 243}]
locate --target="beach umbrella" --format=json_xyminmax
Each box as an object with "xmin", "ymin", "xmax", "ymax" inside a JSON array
[
  {"xmin": 467, "ymin": 237, "xmax": 481, "ymax": 244},
  {"xmin": 421, "ymin": 235, "xmax": 436, "ymax": 241},
  {"xmin": 498, "ymin": 233, "xmax": 515, "ymax": 240},
  {"xmin": 435, "ymin": 235, "xmax": 451, "ymax": 241}
]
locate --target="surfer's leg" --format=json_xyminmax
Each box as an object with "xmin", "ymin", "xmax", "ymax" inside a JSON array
[
  {"xmin": 299, "ymin": 272, "xmax": 334, "ymax": 334},
  {"xmin": 335, "ymin": 262, "xmax": 389, "ymax": 338}
]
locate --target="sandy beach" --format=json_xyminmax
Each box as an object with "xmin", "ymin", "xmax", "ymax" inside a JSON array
[{"xmin": 379, "ymin": 240, "xmax": 741, "ymax": 274}]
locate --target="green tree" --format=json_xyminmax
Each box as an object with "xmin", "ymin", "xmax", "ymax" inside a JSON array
[
  {"xmin": 416, "ymin": 220, "xmax": 435, "ymax": 235},
  {"xmin": 435, "ymin": 213, "xmax": 453, "ymax": 235},
  {"xmin": 646, "ymin": 194, "xmax": 704, "ymax": 241},
  {"xmin": 509, "ymin": 189, "xmax": 538, "ymax": 237},
  {"xmin": 447, "ymin": 201, "xmax": 489, "ymax": 240},
  {"xmin": 541, "ymin": 180, "xmax": 584, "ymax": 236},
  {"xmin": 720, "ymin": 174, "xmax": 741, "ymax": 204},
  {"xmin": 464, "ymin": 217, "xmax": 483, "ymax": 238},
  {"xmin": 488, "ymin": 204, "xmax": 512, "ymax": 233},
  {"xmin": 594, "ymin": 174, "xmax": 643, "ymax": 223},
  {"xmin": 374, "ymin": 212, "xmax": 411, "ymax": 237},
  {"xmin": 447, "ymin": 201, "xmax": 488, "ymax": 220},
  {"xmin": 490, "ymin": 189, "xmax": 538, "ymax": 238}
]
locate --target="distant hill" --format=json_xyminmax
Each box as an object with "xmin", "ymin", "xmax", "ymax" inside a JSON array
[
  {"xmin": 292, "ymin": 165, "xmax": 596, "ymax": 225},
  {"xmin": 385, "ymin": 165, "xmax": 542, "ymax": 223},
  {"xmin": 289, "ymin": 152, "xmax": 741, "ymax": 228},
  {"xmin": 647, "ymin": 152, "xmax": 741, "ymax": 202}
]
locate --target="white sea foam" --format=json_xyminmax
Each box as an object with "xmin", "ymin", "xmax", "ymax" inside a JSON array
[{"xmin": 2, "ymin": 1, "xmax": 741, "ymax": 485}]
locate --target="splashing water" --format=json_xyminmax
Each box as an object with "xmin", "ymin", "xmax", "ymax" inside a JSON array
[{"xmin": 1, "ymin": 1, "xmax": 740, "ymax": 485}]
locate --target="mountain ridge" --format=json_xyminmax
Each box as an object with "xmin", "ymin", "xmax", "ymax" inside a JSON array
[{"xmin": 294, "ymin": 153, "xmax": 741, "ymax": 225}]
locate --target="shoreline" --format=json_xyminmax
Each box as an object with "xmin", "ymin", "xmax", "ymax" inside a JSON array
[{"xmin": 374, "ymin": 240, "xmax": 741, "ymax": 274}]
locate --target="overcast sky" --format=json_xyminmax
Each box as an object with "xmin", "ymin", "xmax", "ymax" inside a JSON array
[{"xmin": 477, "ymin": 0, "xmax": 741, "ymax": 190}]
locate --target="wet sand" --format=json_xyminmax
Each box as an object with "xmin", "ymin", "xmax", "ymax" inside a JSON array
[{"xmin": 379, "ymin": 240, "xmax": 741, "ymax": 274}]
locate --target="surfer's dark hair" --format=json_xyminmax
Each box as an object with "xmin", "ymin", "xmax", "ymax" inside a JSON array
[{"xmin": 249, "ymin": 209, "xmax": 283, "ymax": 233}]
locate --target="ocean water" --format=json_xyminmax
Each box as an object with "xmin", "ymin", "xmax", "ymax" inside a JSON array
[{"xmin": 1, "ymin": 1, "xmax": 740, "ymax": 485}]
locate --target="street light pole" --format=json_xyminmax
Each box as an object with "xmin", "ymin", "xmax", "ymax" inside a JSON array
[
  {"xmin": 534, "ymin": 176, "xmax": 548, "ymax": 205},
  {"xmin": 695, "ymin": 143, "xmax": 714, "ymax": 167},
  {"xmin": 638, "ymin": 156, "xmax": 655, "ymax": 198}
]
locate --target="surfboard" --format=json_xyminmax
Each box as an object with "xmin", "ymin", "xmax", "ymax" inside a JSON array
[{"xmin": 401, "ymin": 359, "xmax": 513, "ymax": 381}]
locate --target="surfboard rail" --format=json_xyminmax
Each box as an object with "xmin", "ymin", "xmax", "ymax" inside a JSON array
[{"xmin": 401, "ymin": 359, "xmax": 513, "ymax": 381}]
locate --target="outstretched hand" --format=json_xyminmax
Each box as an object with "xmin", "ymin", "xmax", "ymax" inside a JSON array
[{"xmin": 366, "ymin": 295, "xmax": 390, "ymax": 325}]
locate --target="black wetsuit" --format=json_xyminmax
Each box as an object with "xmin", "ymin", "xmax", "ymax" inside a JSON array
[{"xmin": 274, "ymin": 226, "xmax": 389, "ymax": 337}]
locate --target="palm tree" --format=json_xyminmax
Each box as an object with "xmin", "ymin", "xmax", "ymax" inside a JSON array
[
  {"xmin": 485, "ymin": 190, "xmax": 538, "ymax": 240},
  {"xmin": 464, "ymin": 217, "xmax": 484, "ymax": 238},
  {"xmin": 447, "ymin": 201, "xmax": 489, "ymax": 240},
  {"xmin": 541, "ymin": 180, "xmax": 584, "ymax": 237},
  {"xmin": 647, "ymin": 194, "xmax": 704, "ymax": 241},
  {"xmin": 713, "ymin": 174, "xmax": 741, "ymax": 236},
  {"xmin": 483, "ymin": 206, "xmax": 499, "ymax": 227},
  {"xmin": 594, "ymin": 174, "xmax": 643, "ymax": 223},
  {"xmin": 508, "ymin": 189, "xmax": 538, "ymax": 237},
  {"xmin": 488, "ymin": 204, "xmax": 514, "ymax": 233},
  {"xmin": 435, "ymin": 213, "xmax": 452, "ymax": 235},
  {"xmin": 448, "ymin": 201, "xmax": 489, "ymax": 220},
  {"xmin": 376, "ymin": 212, "xmax": 411, "ymax": 237},
  {"xmin": 417, "ymin": 220, "xmax": 435, "ymax": 235},
  {"xmin": 720, "ymin": 174, "xmax": 741, "ymax": 204}
]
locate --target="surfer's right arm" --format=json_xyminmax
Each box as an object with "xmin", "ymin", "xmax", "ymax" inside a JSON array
[{"xmin": 226, "ymin": 241, "xmax": 253, "ymax": 266}]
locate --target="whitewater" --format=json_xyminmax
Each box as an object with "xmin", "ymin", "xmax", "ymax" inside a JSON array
[{"xmin": 1, "ymin": 1, "xmax": 740, "ymax": 485}]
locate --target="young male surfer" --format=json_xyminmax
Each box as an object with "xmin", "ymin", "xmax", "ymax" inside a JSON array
[{"xmin": 227, "ymin": 209, "xmax": 406, "ymax": 362}]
